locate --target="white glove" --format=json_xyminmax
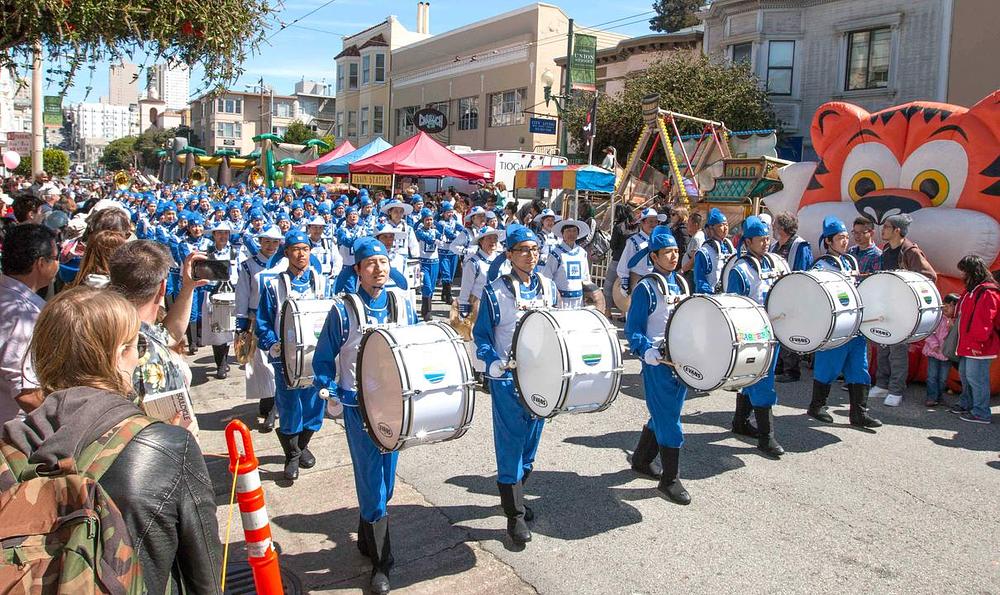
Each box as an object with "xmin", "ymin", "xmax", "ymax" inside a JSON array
[
  {"xmin": 269, "ymin": 343, "xmax": 282, "ymax": 358},
  {"xmin": 488, "ymin": 360, "xmax": 505, "ymax": 378},
  {"xmin": 643, "ymin": 347, "xmax": 661, "ymax": 366}
]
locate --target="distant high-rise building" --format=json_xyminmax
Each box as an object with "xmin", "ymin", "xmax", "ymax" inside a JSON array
[
  {"xmin": 108, "ymin": 62, "xmax": 139, "ymax": 106},
  {"xmin": 151, "ymin": 63, "xmax": 190, "ymax": 111}
]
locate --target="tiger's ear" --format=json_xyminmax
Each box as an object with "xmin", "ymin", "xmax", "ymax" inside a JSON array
[
  {"xmin": 967, "ymin": 90, "xmax": 1000, "ymax": 141},
  {"xmin": 810, "ymin": 102, "xmax": 869, "ymax": 157}
]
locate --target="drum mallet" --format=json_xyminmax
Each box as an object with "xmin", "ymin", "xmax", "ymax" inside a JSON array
[{"xmin": 862, "ymin": 316, "xmax": 884, "ymax": 323}]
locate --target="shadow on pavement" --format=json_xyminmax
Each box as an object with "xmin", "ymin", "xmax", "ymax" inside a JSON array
[
  {"xmin": 987, "ymin": 460, "xmax": 1000, "ymax": 471},
  {"xmin": 197, "ymin": 401, "xmax": 259, "ymax": 431}
]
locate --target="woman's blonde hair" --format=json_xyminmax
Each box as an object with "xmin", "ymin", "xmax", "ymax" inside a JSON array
[
  {"xmin": 67, "ymin": 230, "xmax": 128, "ymax": 289},
  {"xmin": 30, "ymin": 286, "xmax": 140, "ymax": 396}
]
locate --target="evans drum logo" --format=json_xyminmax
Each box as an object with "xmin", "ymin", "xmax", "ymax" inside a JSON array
[
  {"xmin": 682, "ymin": 365, "xmax": 703, "ymax": 381},
  {"xmin": 582, "ymin": 353, "xmax": 602, "ymax": 366},
  {"xmin": 377, "ymin": 422, "xmax": 394, "ymax": 438},
  {"xmin": 837, "ymin": 291, "xmax": 851, "ymax": 306},
  {"xmin": 530, "ymin": 393, "xmax": 548, "ymax": 408},
  {"xmin": 789, "ymin": 335, "xmax": 810, "ymax": 345},
  {"xmin": 870, "ymin": 327, "xmax": 892, "ymax": 338}
]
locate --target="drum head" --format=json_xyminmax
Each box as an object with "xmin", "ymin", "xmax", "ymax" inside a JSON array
[
  {"xmin": 858, "ymin": 272, "xmax": 930, "ymax": 344},
  {"xmin": 667, "ymin": 296, "xmax": 738, "ymax": 391},
  {"xmin": 279, "ymin": 300, "xmax": 296, "ymax": 383},
  {"xmin": 513, "ymin": 311, "xmax": 565, "ymax": 417},
  {"xmin": 766, "ymin": 272, "xmax": 837, "ymax": 353},
  {"xmin": 358, "ymin": 330, "xmax": 404, "ymax": 451}
]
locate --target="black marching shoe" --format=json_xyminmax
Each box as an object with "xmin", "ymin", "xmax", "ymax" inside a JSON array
[
  {"xmin": 753, "ymin": 406, "xmax": 785, "ymax": 458},
  {"xmin": 630, "ymin": 424, "xmax": 662, "ymax": 479},
  {"xmin": 420, "ymin": 296, "xmax": 432, "ymax": 322},
  {"xmin": 363, "ymin": 517, "xmax": 393, "ymax": 595},
  {"xmin": 276, "ymin": 432, "xmax": 301, "ymax": 481},
  {"xmin": 298, "ymin": 429, "xmax": 316, "ymax": 469},
  {"xmin": 807, "ymin": 380, "xmax": 834, "ymax": 423},
  {"xmin": 657, "ymin": 446, "xmax": 691, "ymax": 505},
  {"xmin": 520, "ymin": 469, "xmax": 534, "ymax": 522},
  {"xmin": 848, "ymin": 384, "xmax": 883, "ymax": 428},
  {"xmin": 442, "ymin": 282, "xmax": 453, "ymax": 305},
  {"xmin": 498, "ymin": 482, "xmax": 531, "ymax": 544},
  {"xmin": 259, "ymin": 407, "xmax": 277, "ymax": 433},
  {"xmin": 731, "ymin": 393, "xmax": 759, "ymax": 437}
]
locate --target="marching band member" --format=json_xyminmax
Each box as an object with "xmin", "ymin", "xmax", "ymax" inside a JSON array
[
  {"xmin": 725, "ymin": 216, "xmax": 785, "ymax": 458},
  {"xmin": 415, "ymin": 208, "xmax": 443, "ymax": 321},
  {"xmin": 436, "ymin": 201, "xmax": 462, "ymax": 305},
  {"xmin": 313, "ymin": 237, "xmax": 418, "ymax": 595},
  {"xmin": 624, "ymin": 226, "xmax": 691, "ymax": 504},
  {"xmin": 235, "ymin": 226, "xmax": 284, "ymax": 432},
  {"xmin": 381, "ymin": 199, "xmax": 420, "ymax": 259},
  {"xmin": 807, "ymin": 216, "xmax": 882, "ymax": 429},
  {"xmin": 255, "ymin": 230, "xmax": 326, "ymax": 481},
  {"xmin": 473, "ymin": 226, "xmax": 557, "ymax": 546},
  {"xmin": 617, "ymin": 208, "xmax": 665, "ymax": 298},
  {"xmin": 450, "ymin": 206, "xmax": 487, "ymax": 259},
  {"xmin": 458, "ymin": 227, "xmax": 500, "ymax": 319},
  {"xmin": 201, "ymin": 220, "xmax": 239, "ymax": 379},
  {"xmin": 306, "ymin": 214, "xmax": 342, "ymax": 296},
  {"xmin": 693, "ymin": 208, "xmax": 735, "ymax": 294},
  {"xmin": 532, "ymin": 208, "xmax": 561, "ymax": 267},
  {"xmin": 333, "ymin": 207, "xmax": 368, "ymax": 294},
  {"xmin": 545, "ymin": 218, "xmax": 592, "ymax": 309},
  {"xmin": 177, "ymin": 213, "xmax": 213, "ymax": 354}
]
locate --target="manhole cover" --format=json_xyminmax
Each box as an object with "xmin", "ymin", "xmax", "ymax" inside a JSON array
[{"xmin": 223, "ymin": 559, "xmax": 303, "ymax": 595}]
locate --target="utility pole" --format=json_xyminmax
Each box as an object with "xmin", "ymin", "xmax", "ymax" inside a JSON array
[
  {"xmin": 30, "ymin": 42, "xmax": 43, "ymax": 176},
  {"xmin": 558, "ymin": 19, "xmax": 573, "ymax": 159}
]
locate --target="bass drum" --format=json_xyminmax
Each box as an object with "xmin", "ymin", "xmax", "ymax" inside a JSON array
[
  {"xmin": 765, "ymin": 270, "xmax": 862, "ymax": 353},
  {"xmin": 666, "ymin": 294, "xmax": 776, "ymax": 392},
  {"xmin": 358, "ymin": 322, "xmax": 476, "ymax": 452},
  {"xmin": 858, "ymin": 270, "xmax": 942, "ymax": 345},
  {"xmin": 720, "ymin": 253, "xmax": 790, "ymax": 293},
  {"xmin": 512, "ymin": 308, "xmax": 622, "ymax": 418},
  {"xmin": 279, "ymin": 298, "xmax": 338, "ymax": 389}
]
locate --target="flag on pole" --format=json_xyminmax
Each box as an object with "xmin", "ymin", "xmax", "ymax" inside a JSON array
[{"xmin": 582, "ymin": 94, "xmax": 598, "ymax": 148}]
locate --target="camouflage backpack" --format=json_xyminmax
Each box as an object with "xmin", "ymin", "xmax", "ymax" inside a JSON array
[{"xmin": 0, "ymin": 415, "xmax": 154, "ymax": 594}]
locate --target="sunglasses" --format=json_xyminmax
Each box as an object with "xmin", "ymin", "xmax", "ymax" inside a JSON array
[{"xmin": 136, "ymin": 334, "xmax": 148, "ymax": 359}]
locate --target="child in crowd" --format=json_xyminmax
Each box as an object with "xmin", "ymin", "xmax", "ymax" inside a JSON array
[{"xmin": 922, "ymin": 293, "xmax": 960, "ymax": 406}]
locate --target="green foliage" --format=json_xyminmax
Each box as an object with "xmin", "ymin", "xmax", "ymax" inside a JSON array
[
  {"xmin": 649, "ymin": 0, "xmax": 702, "ymax": 33},
  {"xmin": 134, "ymin": 128, "xmax": 175, "ymax": 170},
  {"xmin": 99, "ymin": 136, "xmax": 139, "ymax": 171},
  {"xmin": 317, "ymin": 135, "xmax": 336, "ymax": 156},
  {"xmin": 0, "ymin": 0, "xmax": 278, "ymax": 94},
  {"xmin": 281, "ymin": 120, "xmax": 318, "ymax": 145},
  {"xmin": 13, "ymin": 148, "xmax": 70, "ymax": 177},
  {"xmin": 563, "ymin": 54, "xmax": 779, "ymax": 168}
]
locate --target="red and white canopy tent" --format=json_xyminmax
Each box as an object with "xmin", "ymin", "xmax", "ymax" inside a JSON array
[
  {"xmin": 292, "ymin": 140, "xmax": 356, "ymax": 176},
  {"xmin": 349, "ymin": 131, "xmax": 491, "ymax": 189}
]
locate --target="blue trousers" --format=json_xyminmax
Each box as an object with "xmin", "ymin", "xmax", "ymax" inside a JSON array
[
  {"xmin": 958, "ymin": 357, "xmax": 993, "ymax": 421},
  {"xmin": 420, "ymin": 260, "xmax": 440, "ymax": 298},
  {"xmin": 167, "ymin": 267, "xmax": 180, "ymax": 298},
  {"xmin": 344, "ymin": 406, "xmax": 398, "ymax": 522},
  {"xmin": 273, "ymin": 366, "xmax": 324, "ymax": 435},
  {"xmin": 438, "ymin": 253, "xmax": 458, "ymax": 283},
  {"xmin": 813, "ymin": 335, "xmax": 870, "ymax": 385},
  {"xmin": 925, "ymin": 357, "xmax": 950, "ymax": 403},
  {"xmin": 744, "ymin": 345, "xmax": 780, "ymax": 407},
  {"xmin": 641, "ymin": 362, "xmax": 688, "ymax": 447},
  {"xmin": 189, "ymin": 286, "xmax": 208, "ymax": 322},
  {"xmin": 489, "ymin": 378, "xmax": 545, "ymax": 484}
]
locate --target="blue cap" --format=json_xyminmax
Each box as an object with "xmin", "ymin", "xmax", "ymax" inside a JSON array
[
  {"xmin": 707, "ymin": 208, "xmax": 726, "ymax": 226},
  {"xmin": 419, "ymin": 207, "xmax": 434, "ymax": 220},
  {"xmin": 318, "ymin": 203, "xmax": 332, "ymax": 215},
  {"xmin": 440, "ymin": 201, "xmax": 454, "ymax": 213},
  {"xmin": 284, "ymin": 230, "xmax": 309, "ymax": 247},
  {"xmin": 504, "ymin": 224, "xmax": 539, "ymax": 250},
  {"xmin": 188, "ymin": 213, "xmax": 205, "ymax": 227},
  {"xmin": 353, "ymin": 237, "xmax": 389, "ymax": 262},
  {"xmin": 648, "ymin": 225, "xmax": 678, "ymax": 251},
  {"xmin": 275, "ymin": 212, "xmax": 290, "ymax": 222},
  {"xmin": 344, "ymin": 206, "xmax": 358, "ymax": 215},
  {"xmin": 821, "ymin": 215, "xmax": 848, "ymax": 239},
  {"xmin": 360, "ymin": 197, "xmax": 373, "ymax": 206},
  {"xmin": 290, "ymin": 200, "xmax": 304, "ymax": 210},
  {"xmin": 411, "ymin": 194, "xmax": 423, "ymax": 203},
  {"xmin": 742, "ymin": 215, "xmax": 769, "ymax": 239},
  {"xmin": 248, "ymin": 207, "xmax": 264, "ymax": 221}
]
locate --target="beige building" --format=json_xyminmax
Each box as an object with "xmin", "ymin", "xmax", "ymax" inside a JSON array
[
  {"xmin": 389, "ymin": 3, "xmax": 626, "ymax": 153},
  {"xmin": 946, "ymin": 0, "xmax": 1000, "ymax": 107},
  {"xmin": 334, "ymin": 11, "xmax": 431, "ymax": 148},
  {"xmin": 555, "ymin": 27, "xmax": 703, "ymax": 97},
  {"xmin": 108, "ymin": 62, "xmax": 139, "ymax": 107},
  {"xmin": 190, "ymin": 90, "xmax": 299, "ymax": 154}
]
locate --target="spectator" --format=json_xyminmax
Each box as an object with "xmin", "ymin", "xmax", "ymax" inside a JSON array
[
  {"xmin": 11, "ymin": 192, "xmax": 45, "ymax": 224},
  {"xmin": 603, "ymin": 203, "xmax": 637, "ymax": 316},
  {"xmin": 0, "ymin": 224, "xmax": 58, "ymax": 422},
  {"xmin": 872, "ymin": 214, "xmax": 937, "ymax": 406},
  {"xmin": 923, "ymin": 293, "xmax": 959, "ymax": 407},
  {"xmin": 951, "ymin": 255, "xmax": 998, "ymax": 424},
  {"xmin": 67, "ymin": 230, "xmax": 128, "ymax": 289},
  {"xmin": 849, "ymin": 216, "xmax": 881, "ymax": 275},
  {"xmin": 681, "ymin": 211, "xmax": 705, "ymax": 279},
  {"xmin": 670, "ymin": 206, "xmax": 690, "ymax": 261},
  {"xmin": 2, "ymin": 286, "xmax": 223, "ymax": 593}
]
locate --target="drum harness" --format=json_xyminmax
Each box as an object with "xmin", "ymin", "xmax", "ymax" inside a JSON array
[
  {"xmin": 719, "ymin": 251, "xmax": 785, "ymax": 293},
  {"xmin": 637, "ymin": 272, "xmax": 689, "ymax": 361}
]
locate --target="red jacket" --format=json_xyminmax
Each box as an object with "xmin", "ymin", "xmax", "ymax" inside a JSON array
[{"xmin": 956, "ymin": 282, "xmax": 1000, "ymax": 357}]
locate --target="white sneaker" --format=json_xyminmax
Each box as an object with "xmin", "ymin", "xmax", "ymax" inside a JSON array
[
  {"xmin": 869, "ymin": 386, "xmax": 889, "ymax": 400},
  {"xmin": 884, "ymin": 393, "xmax": 903, "ymax": 407}
]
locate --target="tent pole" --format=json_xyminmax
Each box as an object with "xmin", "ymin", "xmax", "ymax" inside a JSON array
[{"xmin": 390, "ymin": 173, "xmax": 396, "ymax": 196}]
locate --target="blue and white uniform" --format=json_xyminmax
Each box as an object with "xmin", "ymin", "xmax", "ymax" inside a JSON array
[
  {"xmin": 726, "ymin": 252, "xmax": 781, "ymax": 408},
  {"xmin": 693, "ymin": 208, "xmax": 735, "ymax": 294},
  {"xmin": 545, "ymin": 241, "xmax": 591, "ymax": 309},
  {"xmin": 458, "ymin": 246, "xmax": 497, "ymax": 316},
  {"xmin": 414, "ymin": 220, "xmax": 443, "ymax": 299},
  {"xmin": 811, "ymin": 253, "xmax": 869, "ymax": 385}
]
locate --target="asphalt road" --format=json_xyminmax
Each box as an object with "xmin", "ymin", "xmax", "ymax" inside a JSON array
[{"xmin": 192, "ymin": 304, "xmax": 1000, "ymax": 594}]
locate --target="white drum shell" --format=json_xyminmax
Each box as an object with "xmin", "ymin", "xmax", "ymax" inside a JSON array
[
  {"xmin": 721, "ymin": 253, "xmax": 790, "ymax": 293},
  {"xmin": 858, "ymin": 271, "xmax": 942, "ymax": 345},
  {"xmin": 765, "ymin": 271, "xmax": 862, "ymax": 353},
  {"xmin": 512, "ymin": 308, "xmax": 622, "ymax": 418},
  {"xmin": 358, "ymin": 322, "xmax": 476, "ymax": 452},
  {"xmin": 280, "ymin": 298, "xmax": 338, "ymax": 389},
  {"xmin": 667, "ymin": 294, "xmax": 776, "ymax": 392},
  {"xmin": 202, "ymin": 292, "xmax": 236, "ymax": 345}
]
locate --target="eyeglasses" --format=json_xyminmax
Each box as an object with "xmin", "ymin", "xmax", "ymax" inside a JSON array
[
  {"xmin": 136, "ymin": 334, "xmax": 147, "ymax": 359},
  {"xmin": 510, "ymin": 247, "xmax": 540, "ymax": 255}
]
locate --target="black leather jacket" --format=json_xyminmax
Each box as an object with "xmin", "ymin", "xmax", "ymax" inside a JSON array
[{"xmin": 100, "ymin": 423, "xmax": 223, "ymax": 595}]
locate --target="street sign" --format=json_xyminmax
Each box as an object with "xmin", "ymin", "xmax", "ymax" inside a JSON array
[
  {"xmin": 6, "ymin": 132, "xmax": 31, "ymax": 156},
  {"xmin": 350, "ymin": 173, "xmax": 393, "ymax": 187},
  {"xmin": 43, "ymin": 95, "xmax": 62, "ymax": 127},
  {"xmin": 415, "ymin": 108, "xmax": 447, "ymax": 134},
  {"xmin": 529, "ymin": 117, "xmax": 557, "ymax": 135},
  {"xmin": 223, "ymin": 139, "xmax": 236, "ymax": 146}
]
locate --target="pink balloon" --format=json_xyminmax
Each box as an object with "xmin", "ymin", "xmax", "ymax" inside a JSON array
[{"xmin": 2, "ymin": 151, "xmax": 20, "ymax": 170}]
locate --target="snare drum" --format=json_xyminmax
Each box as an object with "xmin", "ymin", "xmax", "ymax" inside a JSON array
[
  {"xmin": 511, "ymin": 308, "xmax": 622, "ymax": 418},
  {"xmin": 280, "ymin": 298, "xmax": 338, "ymax": 389},
  {"xmin": 721, "ymin": 253, "xmax": 790, "ymax": 293},
  {"xmin": 666, "ymin": 294, "xmax": 776, "ymax": 392},
  {"xmin": 209, "ymin": 292, "xmax": 236, "ymax": 334},
  {"xmin": 357, "ymin": 322, "xmax": 476, "ymax": 452},
  {"xmin": 765, "ymin": 271, "xmax": 862, "ymax": 353},
  {"xmin": 405, "ymin": 258, "xmax": 421, "ymax": 303},
  {"xmin": 858, "ymin": 270, "xmax": 942, "ymax": 344}
]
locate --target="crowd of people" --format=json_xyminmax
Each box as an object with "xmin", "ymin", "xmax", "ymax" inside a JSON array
[{"xmin": 0, "ymin": 168, "xmax": 996, "ymax": 594}]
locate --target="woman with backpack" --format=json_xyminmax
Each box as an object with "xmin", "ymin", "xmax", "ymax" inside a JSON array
[
  {"xmin": 951, "ymin": 255, "xmax": 998, "ymax": 424},
  {"xmin": 0, "ymin": 286, "xmax": 223, "ymax": 594}
]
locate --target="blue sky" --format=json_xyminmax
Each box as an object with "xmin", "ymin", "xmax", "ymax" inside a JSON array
[{"xmin": 53, "ymin": 0, "xmax": 659, "ymax": 104}]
